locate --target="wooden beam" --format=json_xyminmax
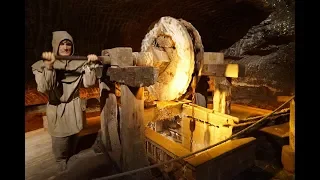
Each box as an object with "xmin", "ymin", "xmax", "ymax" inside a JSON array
[
  {"xmin": 182, "ymin": 104, "xmax": 237, "ymax": 126},
  {"xmin": 185, "ymin": 137, "xmax": 256, "ymax": 167},
  {"xmin": 260, "ymin": 122, "xmax": 289, "ymax": 138},
  {"xmin": 277, "ymin": 96, "xmax": 293, "ymax": 103},
  {"xmin": 99, "ymin": 50, "xmax": 121, "ymax": 168},
  {"xmin": 120, "ymin": 85, "xmax": 152, "ymax": 179},
  {"xmin": 107, "ymin": 66, "xmax": 158, "ymax": 87},
  {"xmin": 203, "ymin": 52, "xmax": 232, "ymax": 114},
  {"xmin": 289, "ymin": 99, "xmax": 295, "ymax": 151},
  {"xmin": 201, "ymin": 64, "xmax": 245, "ymax": 78},
  {"xmin": 133, "ymin": 47, "xmax": 170, "ymax": 67},
  {"xmin": 102, "ymin": 47, "xmax": 133, "ymax": 67},
  {"xmin": 144, "ymin": 100, "xmax": 191, "ymax": 124},
  {"xmin": 189, "ymin": 137, "xmax": 256, "ymax": 180},
  {"xmin": 100, "ymin": 81, "xmax": 121, "ymax": 168}
]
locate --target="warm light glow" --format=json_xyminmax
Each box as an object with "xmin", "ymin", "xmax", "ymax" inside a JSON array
[
  {"xmin": 225, "ymin": 64, "xmax": 239, "ymax": 78},
  {"xmin": 141, "ymin": 16, "xmax": 194, "ymax": 101}
]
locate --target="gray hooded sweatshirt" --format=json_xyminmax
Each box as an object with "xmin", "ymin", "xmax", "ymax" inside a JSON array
[{"xmin": 32, "ymin": 31, "xmax": 97, "ymax": 137}]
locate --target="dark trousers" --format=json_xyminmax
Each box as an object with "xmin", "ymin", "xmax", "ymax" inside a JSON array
[{"xmin": 51, "ymin": 134, "xmax": 79, "ymax": 163}]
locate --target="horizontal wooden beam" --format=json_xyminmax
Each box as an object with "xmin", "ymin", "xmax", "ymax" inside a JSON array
[
  {"xmin": 134, "ymin": 47, "xmax": 170, "ymax": 67},
  {"xmin": 182, "ymin": 104, "xmax": 237, "ymax": 126},
  {"xmin": 185, "ymin": 137, "xmax": 256, "ymax": 167},
  {"xmin": 102, "ymin": 47, "xmax": 133, "ymax": 67},
  {"xmin": 107, "ymin": 66, "xmax": 158, "ymax": 87},
  {"xmin": 200, "ymin": 64, "xmax": 245, "ymax": 77}
]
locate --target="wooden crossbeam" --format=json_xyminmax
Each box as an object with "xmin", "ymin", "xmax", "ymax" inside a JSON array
[
  {"xmin": 201, "ymin": 64, "xmax": 245, "ymax": 77},
  {"xmin": 202, "ymin": 52, "xmax": 232, "ymax": 114},
  {"xmin": 107, "ymin": 66, "xmax": 158, "ymax": 87},
  {"xmin": 182, "ymin": 104, "xmax": 237, "ymax": 126},
  {"xmin": 101, "ymin": 48, "xmax": 154, "ymax": 178}
]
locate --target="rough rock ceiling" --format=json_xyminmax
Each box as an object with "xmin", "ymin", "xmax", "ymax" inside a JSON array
[{"xmin": 25, "ymin": 0, "xmax": 272, "ymax": 81}]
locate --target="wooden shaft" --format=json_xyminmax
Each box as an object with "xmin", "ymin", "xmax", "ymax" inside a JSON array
[
  {"xmin": 120, "ymin": 85, "xmax": 152, "ymax": 179},
  {"xmin": 54, "ymin": 55, "xmax": 111, "ymax": 64},
  {"xmin": 289, "ymin": 99, "xmax": 295, "ymax": 151}
]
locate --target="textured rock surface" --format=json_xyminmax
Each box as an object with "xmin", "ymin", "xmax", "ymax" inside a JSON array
[
  {"xmin": 223, "ymin": 0, "xmax": 295, "ymax": 109},
  {"xmin": 25, "ymin": 0, "xmax": 270, "ymax": 82}
]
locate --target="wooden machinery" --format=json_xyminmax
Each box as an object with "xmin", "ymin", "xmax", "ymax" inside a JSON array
[
  {"xmin": 96, "ymin": 16, "xmax": 286, "ymax": 180},
  {"xmin": 25, "ymin": 16, "xmax": 293, "ymax": 180}
]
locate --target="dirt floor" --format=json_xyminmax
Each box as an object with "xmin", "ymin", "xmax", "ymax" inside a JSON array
[{"xmin": 25, "ymin": 129, "xmax": 294, "ymax": 180}]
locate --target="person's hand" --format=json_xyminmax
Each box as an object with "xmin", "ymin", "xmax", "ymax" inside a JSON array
[
  {"xmin": 42, "ymin": 52, "xmax": 55, "ymax": 69},
  {"xmin": 87, "ymin": 54, "xmax": 99, "ymax": 62}
]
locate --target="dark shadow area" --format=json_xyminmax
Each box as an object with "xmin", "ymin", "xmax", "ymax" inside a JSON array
[
  {"xmin": 233, "ymin": 129, "xmax": 293, "ymax": 180},
  {"xmin": 25, "ymin": 0, "xmax": 271, "ymax": 84},
  {"xmin": 74, "ymin": 133, "xmax": 98, "ymax": 155}
]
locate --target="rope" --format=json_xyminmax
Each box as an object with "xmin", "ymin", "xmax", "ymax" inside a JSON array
[{"xmin": 93, "ymin": 95, "xmax": 295, "ymax": 180}]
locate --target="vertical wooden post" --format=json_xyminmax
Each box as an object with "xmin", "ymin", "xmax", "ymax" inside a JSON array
[
  {"xmin": 120, "ymin": 85, "xmax": 152, "ymax": 179},
  {"xmin": 100, "ymin": 48, "xmax": 156, "ymax": 179},
  {"xmin": 100, "ymin": 81, "xmax": 122, "ymax": 167},
  {"xmin": 204, "ymin": 53, "xmax": 232, "ymax": 114},
  {"xmin": 100, "ymin": 49, "xmax": 122, "ymax": 168},
  {"xmin": 289, "ymin": 99, "xmax": 295, "ymax": 151},
  {"xmin": 281, "ymin": 97, "xmax": 295, "ymax": 173}
]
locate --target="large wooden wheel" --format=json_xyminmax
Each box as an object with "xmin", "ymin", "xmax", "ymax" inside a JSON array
[{"xmin": 141, "ymin": 16, "xmax": 202, "ymax": 101}]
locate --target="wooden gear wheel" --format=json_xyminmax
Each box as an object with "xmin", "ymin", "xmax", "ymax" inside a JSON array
[{"xmin": 141, "ymin": 16, "xmax": 204, "ymax": 101}]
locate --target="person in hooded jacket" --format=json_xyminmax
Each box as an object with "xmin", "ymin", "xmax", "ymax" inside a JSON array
[{"xmin": 31, "ymin": 31, "xmax": 99, "ymax": 172}]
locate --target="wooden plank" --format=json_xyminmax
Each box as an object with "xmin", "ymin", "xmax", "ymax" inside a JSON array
[
  {"xmin": 120, "ymin": 85, "xmax": 152, "ymax": 179},
  {"xmin": 133, "ymin": 47, "xmax": 170, "ymax": 67},
  {"xmin": 145, "ymin": 128, "xmax": 190, "ymax": 157},
  {"xmin": 25, "ymin": 128, "xmax": 57, "ymax": 180},
  {"xmin": 277, "ymin": 96, "xmax": 293, "ymax": 102},
  {"xmin": 231, "ymin": 104, "xmax": 273, "ymax": 115},
  {"xmin": 180, "ymin": 117, "xmax": 233, "ymax": 152},
  {"xmin": 98, "ymin": 56, "xmax": 122, "ymax": 167},
  {"xmin": 203, "ymin": 52, "xmax": 232, "ymax": 114},
  {"xmin": 203, "ymin": 53, "xmax": 218, "ymax": 110},
  {"xmin": 230, "ymin": 104, "xmax": 273, "ymax": 123},
  {"xmin": 186, "ymin": 103, "xmax": 239, "ymax": 122},
  {"xmin": 201, "ymin": 64, "xmax": 245, "ymax": 77},
  {"xmin": 260, "ymin": 122, "xmax": 289, "ymax": 138},
  {"xmin": 192, "ymin": 137, "xmax": 256, "ymax": 180},
  {"xmin": 182, "ymin": 104, "xmax": 236, "ymax": 126},
  {"xmin": 100, "ymin": 81, "xmax": 121, "ymax": 168},
  {"xmin": 144, "ymin": 100, "xmax": 191, "ymax": 124},
  {"xmin": 289, "ymin": 99, "xmax": 295, "ymax": 151},
  {"xmin": 185, "ymin": 137, "xmax": 256, "ymax": 167},
  {"xmin": 107, "ymin": 66, "xmax": 159, "ymax": 87}
]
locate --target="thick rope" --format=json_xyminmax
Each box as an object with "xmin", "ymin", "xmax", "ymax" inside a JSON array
[{"xmin": 94, "ymin": 96, "xmax": 295, "ymax": 180}]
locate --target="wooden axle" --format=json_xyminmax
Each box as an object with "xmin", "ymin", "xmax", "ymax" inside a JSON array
[{"xmin": 54, "ymin": 47, "xmax": 171, "ymax": 67}]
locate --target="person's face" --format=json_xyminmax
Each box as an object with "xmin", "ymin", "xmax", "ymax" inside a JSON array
[{"xmin": 58, "ymin": 40, "xmax": 72, "ymax": 56}]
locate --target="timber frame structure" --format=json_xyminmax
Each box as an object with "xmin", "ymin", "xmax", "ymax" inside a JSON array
[{"xmin": 25, "ymin": 17, "xmax": 294, "ymax": 180}]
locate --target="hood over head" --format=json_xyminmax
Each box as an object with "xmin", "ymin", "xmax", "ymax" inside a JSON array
[{"xmin": 52, "ymin": 31, "xmax": 74, "ymax": 55}]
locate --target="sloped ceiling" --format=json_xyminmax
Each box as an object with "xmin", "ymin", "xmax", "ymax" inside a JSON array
[{"xmin": 25, "ymin": 0, "xmax": 271, "ymax": 81}]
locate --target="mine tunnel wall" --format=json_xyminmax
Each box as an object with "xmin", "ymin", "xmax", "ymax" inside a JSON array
[{"xmin": 25, "ymin": 0, "xmax": 295, "ymax": 110}]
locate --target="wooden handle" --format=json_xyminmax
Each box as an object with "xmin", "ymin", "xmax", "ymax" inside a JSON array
[
  {"xmin": 54, "ymin": 55, "xmax": 110, "ymax": 64},
  {"xmin": 55, "ymin": 55, "xmax": 94, "ymax": 60}
]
